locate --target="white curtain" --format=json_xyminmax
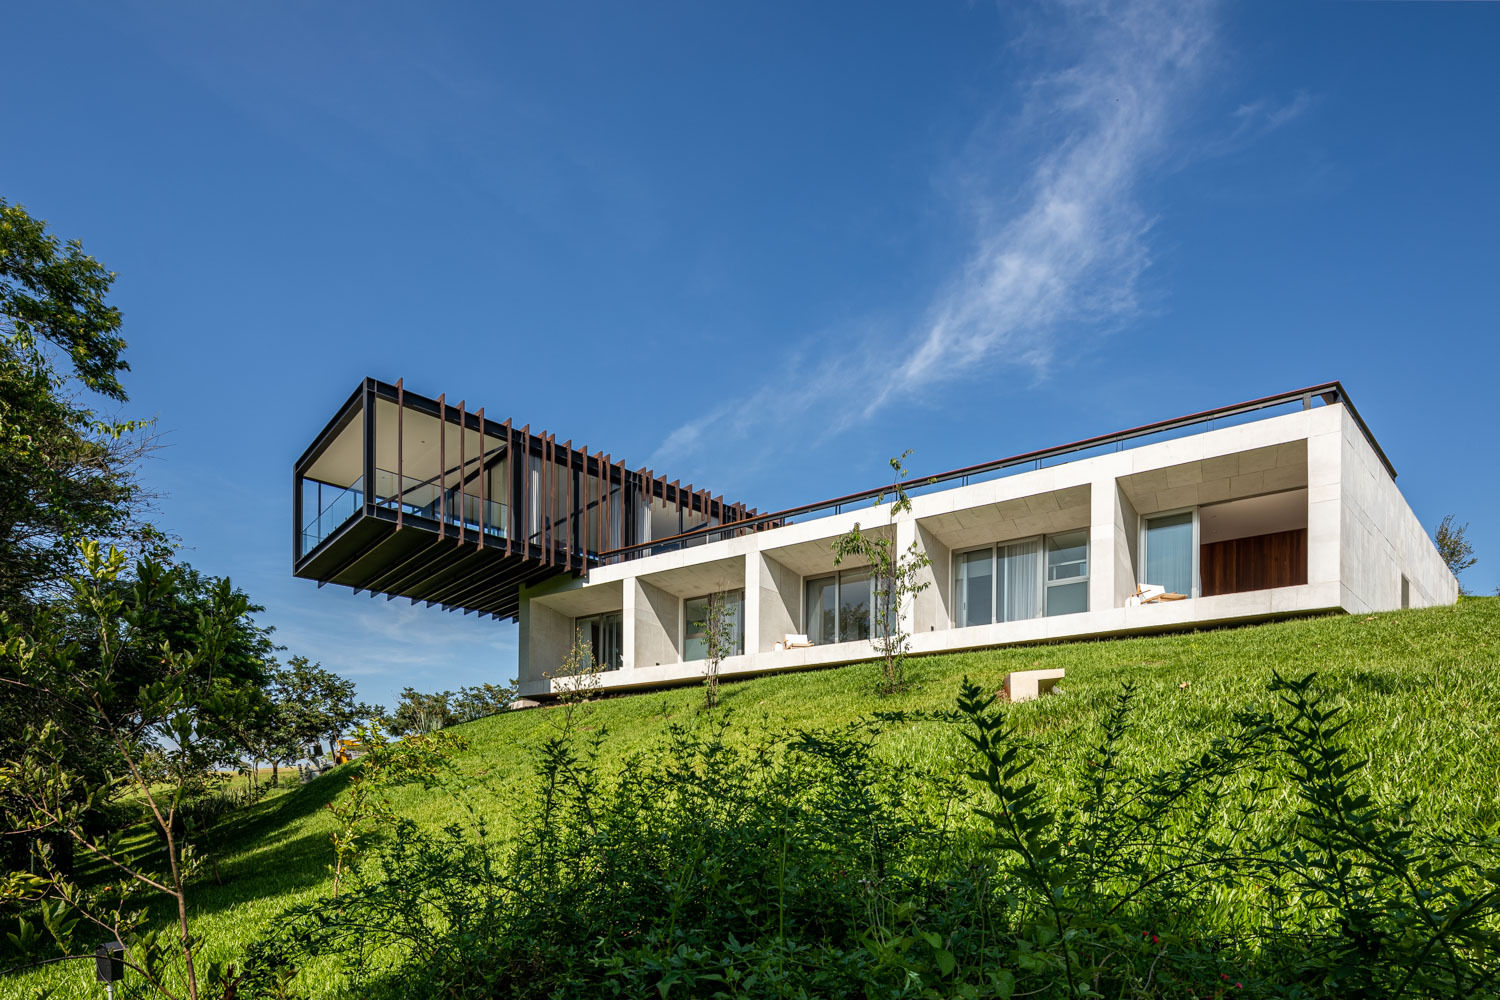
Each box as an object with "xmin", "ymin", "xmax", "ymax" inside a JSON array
[
  {"xmin": 999, "ymin": 539, "xmax": 1041, "ymax": 622},
  {"xmin": 1145, "ymin": 513, "xmax": 1194, "ymax": 596}
]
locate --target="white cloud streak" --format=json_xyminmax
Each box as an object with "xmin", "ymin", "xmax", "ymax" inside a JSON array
[{"xmin": 654, "ymin": 0, "xmax": 1217, "ymax": 469}]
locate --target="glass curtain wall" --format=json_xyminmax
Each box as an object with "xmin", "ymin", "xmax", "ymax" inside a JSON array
[
  {"xmin": 1044, "ymin": 530, "xmax": 1089, "ymax": 616},
  {"xmin": 805, "ymin": 569, "xmax": 874, "ymax": 643},
  {"xmin": 576, "ymin": 611, "xmax": 623, "ymax": 671},
  {"xmin": 1143, "ymin": 511, "xmax": 1195, "ymax": 597},
  {"xmin": 684, "ymin": 589, "xmax": 745, "ymax": 661}
]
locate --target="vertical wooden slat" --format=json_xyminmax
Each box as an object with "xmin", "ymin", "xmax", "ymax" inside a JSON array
[
  {"xmin": 617, "ymin": 458, "xmax": 627, "ymax": 549},
  {"xmin": 476, "ymin": 407, "xmax": 485, "ymax": 549},
  {"xmin": 583, "ymin": 450, "xmax": 593, "ymax": 564},
  {"xmin": 519, "ymin": 424, "xmax": 531, "ymax": 556},
  {"xmin": 602, "ymin": 452, "xmax": 612, "ymax": 558},
  {"xmin": 395, "ymin": 378, "xmax": 404, "ymax": 529},
  {"xmin": 437, "ymin": 393, "xmax": 447, "ymax": 539},
  {"xmin": 503, "ymin": 418, "xmax": 513, "ymax": 556},
  {"xmin": 545, "ymin": 434, "xmax": 555, "ymax": 566},
  {"xmin": 457, "ymin": 400, "xmax": 467, "ymax": 546},
  {"xmin": 561, "ymin": 439, "xmax": 573, "ymax": 571}
]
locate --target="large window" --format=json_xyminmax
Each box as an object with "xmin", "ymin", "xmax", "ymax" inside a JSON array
[
  {"xmin": 953, "ymin": 533, "xmax": 1079, "ymax": 625},
  {"xmin": 954, "ymin": 548, "xmax": 994, "ymax": 628},
  {"xmin": 684, "ymin": 589, "xmax": 745, "ymax": 661},
  {"xmin": 1045, "ymin": 530, "xmax": 1089, "ymax": 617},
  {"xmin": 576, "ymin": 611, "xmax": 623, "ymax": 671},
  {"xmin": 1143, "ymin": 510, "xmax": 1195, "ymax": 598},
  {"xmin": 1000, "ymin": 539, "xmax": 1043, "ymax": 621},
  {"xmin": 805, "ymin": 568, "xmax": 875, "ymax": 644}
]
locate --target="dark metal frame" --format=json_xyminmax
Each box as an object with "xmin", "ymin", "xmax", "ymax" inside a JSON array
[{"xmin": 292, "ymin": 377, "xmax": 758, "ymax": 620}]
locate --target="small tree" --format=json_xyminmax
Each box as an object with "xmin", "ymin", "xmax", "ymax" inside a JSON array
[
  {"xmin": 547, "ymin": 629, "xmax": 603, "ymax": 734},
  {"xmin": 324, "ymin": 724, "xmax": 465, "ymax": 897},
  {"xmin": 694, "ymin": 592, "xmax": 736, "ymax": 711},
  {"xmin": 1434, "ymin": 514, "xmax": 1478, "ymax": 593},
  {"xmin": 832, "ymin": 451, "xmax": 933, "ymax": 695}
]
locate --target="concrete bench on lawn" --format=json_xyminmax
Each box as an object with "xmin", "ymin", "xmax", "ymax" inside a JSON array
[{"xmin": 1002, "ymin": 668, "xmax": 1065, "ymax": 703}]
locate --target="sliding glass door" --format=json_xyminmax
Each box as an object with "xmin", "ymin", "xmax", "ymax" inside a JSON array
[
  {"xmin": 576, "ymin": 611, "xmax": 623, "ymax": 671},
  {"xmin": 955, "ymin": 548, "xmax": 994, "ymax": 627},
  {"xmin": 1143, "ymin": 511, "xmax": 1195, "ymax": 597},
  {"xmin": 805, "ymin": 569, "xmax": 875, "ymax": 643},
  {"xmin": 953, "ymin": 533, "xmax": 1075, "ymax": 627},
  {"xmin": 684, "ymin": 589, "xmax": 745, "ymax": 661}
]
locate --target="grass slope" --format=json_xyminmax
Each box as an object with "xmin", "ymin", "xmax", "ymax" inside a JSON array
[{"xmin": 15, "ymin": 598, "xmax": 1500, "ymax": 998}]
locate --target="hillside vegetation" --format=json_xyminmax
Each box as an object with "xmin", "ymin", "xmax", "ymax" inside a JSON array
[{"xmin": 13, "ymin": 598, "xmax": 1500, "ymax": 999}]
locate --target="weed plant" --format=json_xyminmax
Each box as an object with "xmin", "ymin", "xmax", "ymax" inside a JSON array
[{"xmin": 234, "ymin": 671, "xmax": 1500, "ymax": 999}]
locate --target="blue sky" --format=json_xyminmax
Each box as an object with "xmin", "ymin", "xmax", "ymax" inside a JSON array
[{"xmin": 4, "ymin": 1, "xmax": 1496, "ymax": 710}]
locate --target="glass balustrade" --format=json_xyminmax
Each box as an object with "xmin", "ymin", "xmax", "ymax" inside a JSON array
[
  {"xmin": 301, "ymin": 476, "xmax": 363, "ymax": 554},
  {"xmin": 370, "ymin": 468, "xmax": 509, "ymax": 540}
]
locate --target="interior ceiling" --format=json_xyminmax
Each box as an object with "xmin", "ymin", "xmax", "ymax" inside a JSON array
[
  {"xmin": 1119, "ymin": 440, "xmax": 1307, "ymax": 515},
  {"xmin": 919, "ymin": 485, "xmax": 1092, "ymax": 551},
  {"xmin": 1199, "ymin": 488, "xmax": 1308, "ymax": 544},
  {"xmin": 762, "ymin": 525, "xmax": 895, "ymax": 576},
  {"xmin": 373, "ymin": 398, "xmax": 500, "ymax": 484},
  {"xmin": 303, "ymin": 412, "xmax": 363, "ymax": 487},
  {"xmin": 640, "ymin": 554, "xmax": 747, "ymax": 598}
]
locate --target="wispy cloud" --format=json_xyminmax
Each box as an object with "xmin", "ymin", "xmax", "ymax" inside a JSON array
[
  {"xmin": 1192, "ymin": 90, "xmax": 1315, "ymax": 159},
  {"xmin": 654, "ymin": 0, "xmax": 1217, "ymax": 470}
]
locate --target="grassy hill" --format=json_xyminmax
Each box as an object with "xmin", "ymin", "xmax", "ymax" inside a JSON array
[{"xmin": 12, "ymin": 597, "xmax": 1500, "ymax": 998}]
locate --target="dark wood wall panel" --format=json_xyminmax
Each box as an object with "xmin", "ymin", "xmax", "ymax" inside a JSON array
[{"xmin": 1200, "ymin": 528, "xmax": 1307, "ymax": 597}]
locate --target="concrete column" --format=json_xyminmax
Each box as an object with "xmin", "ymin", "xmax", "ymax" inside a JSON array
[
  {"xmin": 632, "ymin": 577, "xmax": 680, "ymax": 667},
  {"xmin": 518, "ymin": 597, "xmax": 572, "ymax": 687},
  {"xmin": 1088, "ymin": 480, "xmax": 1118, "ymax": 612},
  {"xmin": 743, "ymin": 552, "xmax": 761, "ymax": 656},
  {"xmin": 1306, "ymin": 425, "xmax": 1342, "ymax": 594},
  {"xmin": 895, "ymin": 515, "xmax": 949, "ymax": 637},
  {"xmin": 756, "ymin": 553, "xmax": 799, "ymax": 652},
  {"xmin": 909, "ymin": 519, "xmax": 950, "ymax": 635},
  {"xmin": 620, "ymin": 579, "xmax": 638, "ymax": 670},
  {"xmin": 1114, "ymin": 484, "xmax": 1140, "ymax": 605}
]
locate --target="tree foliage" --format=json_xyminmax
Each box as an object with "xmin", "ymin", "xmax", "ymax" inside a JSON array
[
  {"xmin": 0, "ymin": 543, "xmax": 277, "ymax": 999},
  {"xmin": 1434, "ymin": 513, "xmax": 1477, "ymax": 592},
  {"xmin": 0, "ymin": 199, "xmax": 158, "ymax": 612},
  {"xmin": 276, "ymin": 656, "xmax": 380, "ymax": 763}
]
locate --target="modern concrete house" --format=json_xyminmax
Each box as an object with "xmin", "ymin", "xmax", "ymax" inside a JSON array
[{"xmin": 293, "ymin": 381, "xmax": 1457, "ymax": 699}]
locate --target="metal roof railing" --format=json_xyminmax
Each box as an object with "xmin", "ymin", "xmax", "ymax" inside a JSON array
[{"xmin": 597, "ymin": 381, "xmax": 1387, "ymax": 565}]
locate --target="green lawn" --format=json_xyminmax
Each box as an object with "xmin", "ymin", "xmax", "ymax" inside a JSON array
[{"xmin": 12, "ymin": 597, "xmax": 1500, "ymax": 998}]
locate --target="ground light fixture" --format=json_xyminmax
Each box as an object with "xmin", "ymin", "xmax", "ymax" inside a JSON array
[{"xmin": 95, "ymin": 941, "xmax": 124, "ymax": 997}]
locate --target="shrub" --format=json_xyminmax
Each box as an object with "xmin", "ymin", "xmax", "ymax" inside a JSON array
[{"xmin": 237, "ymin": 672, "xmax": 1500, "ymax": 1000}]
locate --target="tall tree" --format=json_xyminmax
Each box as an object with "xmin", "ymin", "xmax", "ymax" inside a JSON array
[
  {"xmin": 277, "ymin": 656, "xmax": 380, "ymax": 764},
  {"xmin": 0, "ymin": 199, "xmax": 156, "ymax": 612}
]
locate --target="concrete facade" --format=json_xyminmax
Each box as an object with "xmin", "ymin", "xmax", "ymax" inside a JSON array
[{"xmin": 516, "ymin": 403, "xmax": 1457, "ymax": 698}]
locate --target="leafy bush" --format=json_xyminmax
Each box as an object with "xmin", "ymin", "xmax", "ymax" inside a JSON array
[{"xmin": 237, "ymin": 673, "xmax": 1500, "ymax": 1000}]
